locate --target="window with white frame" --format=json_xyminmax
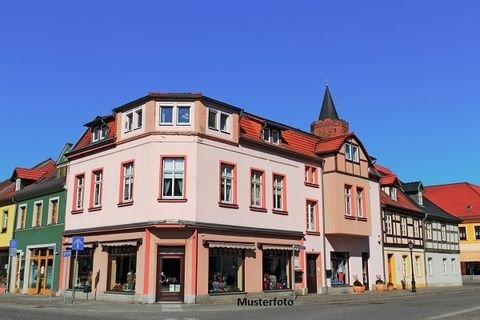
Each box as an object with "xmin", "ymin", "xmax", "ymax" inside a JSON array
[
  {"xmin": 177, "ymin": 106, "xmax": 191, "ymax": 125},
  {"xmin": 93, "ymin": 170, "xmax": 103, "ymax": 207},
  {"xmin": 452, "ymin": 258, "xmax": 456, "ymax": 275},
  {"xmin": 273, "ymin": 175, "xmax": 285, "ymax": 210},
  {"xmin": 263, "ymin": 127, "xmax": 280, "ymax": 145},
  {"xmin": 92, "ymin": 125, "xmax": 107, "ymax": 142},
  {"xmin": 402, "ymin": 255, "xmax": 408, "ymax": 277},
  {"xmin": 271, "ymin": 130, "xmax": 280, "ymax": 145},
  {"xmin": 262, "ymin": 128, "xmax": 270, "ymax": 142},
  {"xmin": 17, "ymin": 205, "xmax": 26, "ymax": 229},
  {"xmin": 305, "ymin": 166, "xmax": 318, "ymax": 185},
  {"xmin": 426, "ymin": 223, "xmax": 432, "ymax": 240},
  {"xmin": 162, "ymin": 158, "xmax": 185, "ymax": 198},
  {"xmin": 428, "ymin": 258, "xmax": 433, "ymax": 275},
  {"xmin": 208, "ymin": 108, "xmax": 230, "ymax": 133},
  {"xmin": 443, "ymin": 258, "xmax": 447, "ymax": 275},
  {"xmin": 345, "ymin": 143, "xmax": 359, "ymax": 162},
  {"xmin": 401, "ymin": 217, "xmax": 407, "ymax": 236},
  {"xmin": 390, "ymin": 187, "xmax": 397, "ymax": 201},
  {"xmin": 15, "ymin": 178, "xmax": 22, "ymax": 191},
  {"xmin": 306, "ymin": 200, "xmax": 318, "ymax": 232},
  {"xmin": 33, "ymin": 202, "xmax": 42, "ymax": 227},
  {"xmin": 385, "ymin": 213, "xmax": 393, "ymax": 235},
  {"xmin": 220, "ymin": 163, "xmax": 235, "ymax": 204},
  {"xmin": 135, "ymin": 109, "xmax": 143, "ymax": 128},
  {"xmin": 344, "ymin": 185, "xmax": 352, "ymax": 216},
  {"xmin": 418, "ymin": 191, "xmax": 423, "ymax": 205},
  {"xmin": 125, "ymin": 107, "xmax": 143, "ymax": 132},
  {"xmin": 2, "ymin": 209, "xmax": 8, "ymax": 231},
  {"xmin": 160, "ymin": 105, "xmax": 174, "ymax": 125},
  {"xmin": 48, "ymin": 198, "xmax": 59, "ymax": 225},
  {"xmin": 415, "ymin": 256, "xmax": 421, "ymax": 276},
  {"xmin": 122, "ymin": 163, "xmax": 134, "ymax": 202},
  {"xmin": 414, "ymin": 219, "xmax": 420, "ymax": 238},
  {"xmin": 441, "ymin": 225, "xmax": 447, "ymax": 242},
  {"xmin": 356, "ymin": 187, "xmax": 364, "ymax": 218},
  {"xmin": 250, "ymin": 170, "xmax": 263, "ymax": 207},
  {"xmin": 125, "ymin": 112, "xmax": 133, "ymax": 132},
  {"xmin": 75, "ymin": 175, "xmax": 85, "ymax": 210}
]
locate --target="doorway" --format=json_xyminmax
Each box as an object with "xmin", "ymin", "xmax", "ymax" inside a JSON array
[
  {"xmin": 362, "ymin": 252, "xmax": 369, "ymax": 290},
  {"xmin": 387, "ymin": 254, "xmax": 394, "ymax": 284},
  {"xmin": 27, "ymin": 248, "xmax": 54, "ymax": 295},
  {"xmin": 156, "ymin": 246, "xmax": 185, "ymax": 302},
  {"xmin": 306, "ymin": 254, "xmax": 318, "ymax": 294}
]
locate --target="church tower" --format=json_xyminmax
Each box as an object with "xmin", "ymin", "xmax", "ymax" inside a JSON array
[{"xmin": 310, "ymin": 85, "xmax": 349, "ymax": 139}]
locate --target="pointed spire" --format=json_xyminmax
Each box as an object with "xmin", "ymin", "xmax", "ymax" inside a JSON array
[{"xmin": 318, "ymin": 84, "xmax": 339, "ymax": 120}]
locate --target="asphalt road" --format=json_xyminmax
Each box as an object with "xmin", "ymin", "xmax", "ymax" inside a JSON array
[{"xmin": 1, "ymin": 288, "xmax": 480, "ymax": 320}]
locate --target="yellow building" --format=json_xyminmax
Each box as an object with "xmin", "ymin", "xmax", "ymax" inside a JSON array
[{"xmin": 0, "ymin": 180, "xmax": 16, "ymax": 288}]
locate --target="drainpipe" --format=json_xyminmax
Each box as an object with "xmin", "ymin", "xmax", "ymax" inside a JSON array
[
  {"xmin": 422, "ymin": 213, "xmax": 429, "ymax": 287},
  {"xmin": 320, "ymin": 160, "xmax": 328, "ymax": 294}
]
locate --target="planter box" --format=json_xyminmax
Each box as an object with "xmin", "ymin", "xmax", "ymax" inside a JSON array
[
  {"xmin": 375, "ymin": 284, "xmax": 386, "ymax": 291},
  {"xmin": 387, "ymin": 285, "xmax": 394, "ymax": 291},
  {"xmin": 353, "ymin": 286, "xmax": 365, "ymax": 293}
]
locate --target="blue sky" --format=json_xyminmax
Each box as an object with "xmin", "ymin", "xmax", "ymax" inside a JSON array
[{"xmin": 1, "ymin": 1, "xmax": 479, "ymax": 185}]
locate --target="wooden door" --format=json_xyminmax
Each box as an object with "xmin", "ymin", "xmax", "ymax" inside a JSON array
[
  {"xmin": 156, "ymin": 255, "xmax": 184, "ymax": 302},
  {"xmin": 306, "ymin": 254, "xmax": 318, "ymax": 294}
]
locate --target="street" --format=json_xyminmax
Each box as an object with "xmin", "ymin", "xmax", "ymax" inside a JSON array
[{"xmin": 1, "ymin": 285, "xmax": 480, "ymax": 320}]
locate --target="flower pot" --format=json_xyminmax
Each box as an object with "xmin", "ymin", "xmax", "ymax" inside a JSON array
[
  {"xmin": 387, "ymin": 284, "xmax": 394, "ymax": 291},
  {"xmin": 375, "ymin": 284, "xmax": 386, "ymax": 291},
  {"xmin": 353, "ymin": 286, "xmax": 365, "ymax": 293},
  {"xmin": 0, "ymin": 286, "xmax": 6, "ymax": 294}
]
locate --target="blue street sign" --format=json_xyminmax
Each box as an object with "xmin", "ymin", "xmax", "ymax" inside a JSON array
[
  {"xmin": 71, "ymin": 236, "xmax": 84, "ymax": 251},
  {"xmin": 9, "ymin": 239, "xmax": 18, "ymax": 249},
  {"xmin": 63, "ymin": 250, "xmax": 72, "ymax": 257}
]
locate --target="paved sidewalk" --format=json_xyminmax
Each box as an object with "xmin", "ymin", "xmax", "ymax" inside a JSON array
[{"xmin": 0, "ymin": 284, "xmax": 478, "ymax": 313}]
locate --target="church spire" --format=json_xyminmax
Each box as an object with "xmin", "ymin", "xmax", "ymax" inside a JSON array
[{"xmin": 318, "ymin": 84, "xmax": 339, "ymax": 120}]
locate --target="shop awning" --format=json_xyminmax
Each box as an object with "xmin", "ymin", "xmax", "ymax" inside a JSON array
[
  {"xmin": 262, "ymin": 244, "xmax": 294, "ymax": 251},
  {"xmin": 460, "ymin": 251, "xmax": 480, "ymax": 262},
  {"xmin": 207, "ymin": 241, "xmax": 256, "ymax": 250},
  {"xmin": 64, "ymin": 243, "xmax": 95, "ymax": 249},
  {"xmin": 101, "ymin": 240, "xmax": 140, "ymax": 247}
]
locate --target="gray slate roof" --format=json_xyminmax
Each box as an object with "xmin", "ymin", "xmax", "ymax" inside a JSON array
[{"xmin": 318, "ymin": 85, "xmax": 339, "ymax": 120}]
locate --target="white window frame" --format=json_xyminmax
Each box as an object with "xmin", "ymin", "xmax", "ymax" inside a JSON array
[
  {"xmin": 2, "ymin": 209, "xmax": 8, "ymax": 230},
  {"xmin": 92, "ymin": 125, "xmax": 107, "ymax": 142},
  {"xmin": 307, "ymin": 201, "xmax": 317, "ymax": 232},
  {"xmin": 176, "ymin": 105, "xmax": 191, "ymax": 126},
  {"xmin": 125, "ymin": 112, "xmax": 133, "ymax": 132},
  {"xmin": 426, "ymin": 223, "xmax": 432, "ymax": 240},
  {"xmin": 33, "ymin": 201, "xmax": 43, "ymax": 227},
  {"xmin": 452, "ymin": 259, "xmax": 456, "ymax": 275},
  {"xmin": 159, "ymin": 105, "xmax": 174, "ymax": 125},
  {"xmin": 414, "ymin": 219, "xmax": 420, "ymax": 238},
  {"xmin": 415, "ymin": 256, "xmax": 420, "ymax": 276},
  {"xmin": 351, "ymin": 145, "xmax": 359, "ymax": 162},
  {"xmin": 15, "ymin": 178, "xmax": 21, "ymax": 191},
  {"xmin": 428, "ymin": 258, "xmax": 433, "ymax": 276},
  {"xmin": 75, "ymin": 175, "xmax": 85, "ymax": 210},
  {"xmin": 391, "ymin": 187, "xmax": 397, "ymax": 201},
  {"xmin": 208, "ymin": 109, "xmax": 218, "ymax": 130},
  {"xmin": 207, "ymin": 107, "xmax": 230, "ymax": 133},
  {"xmin": 250, "ymin": 171, "xmax": 263, "ymax": 207},
  {"xmin": 441, "ymin": 225, "xmax": 447, "ymax": 242},
  {"xmin": 48, "ymin": 197, "xmax": 60, "ymax": 225},
  {"xmin": 345, "ymin": 143, "xmax": 352, "ymax": 160},
  {"xmin": 344, "ymin": 185, "xmax": 352, "ymax": 216},
  {"xmin": 263, "ymin": 128, "xmax": 271, "ymax": 142},
  {"xmin": 93, "ymin": 171, "xmax": 103, "ymax": 207},
  {"xmin": 135, "ymin": 109, "xmax": 143, "ymax": 129},
  {"xmin": 418, "ymin": 191, "xmax": 423, "ymax": 205},
  {"xmin": 385, "ymin": 214, "xmax": 393, "ymax": 235},
  {"xmin": 401, "ymin": 217, "xmax": 407, "ymax": 236},
  {"xmin": 220, "ymin": 112, "xmax": 230, "ymax": 133},
  {"xmin": 220, "ymin": 164, "xmax": 234, "ymax": 204},
  {"xmin": 17, "ymin": 205, "xmax": 27, "ymax": 230},
  {"xmin": 443, "ymin": 258, "xmax": 448, "ymax": 275},
  {"xmin": 273, "ymin": 175, "xmax": 284, "ymax": 210},
  {"xmin": 356, "ymin": 188, "xmax": 364, "ymax": 218},
  {"xmin": 271, "ymin": 130, "xmax": 280, "ymax": 145},
  {"xmin": 123, "ymin": 163, "xmax": 134, "ymax": 202},
  {"xmin": 162, "ymin": 158, "xmax": 185, "ymax": 198}
]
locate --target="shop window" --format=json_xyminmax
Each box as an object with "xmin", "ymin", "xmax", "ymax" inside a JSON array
[
  {"xmin": 208, "ymin": 248, "xmax": 244, "ymax": 293},
  {"xmin": 69, "ymin": 247, "xmax": 94, "ymax": 289},
  {"xmin": 331, "ymin": 252, "xmax": 349, "ymax": 285},
  {"xmin": 107, "ymin": 246, "xmax": 137, "ymax": 293},
  {"xmin": 263, "ymin": 250, "xmax": 291, "ymax": 290}
]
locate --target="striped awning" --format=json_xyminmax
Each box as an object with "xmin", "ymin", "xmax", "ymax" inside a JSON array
[
  {"xmin": 262, "ymin": 244, "xmax": 294, "ymax": 251},
  {"xmin": 101, "ymin": 240, "xmax": 139, "ymax": 247},
  {"xmin": 207, "ymin": 241, "xmax": 256, "ymax": 250}
]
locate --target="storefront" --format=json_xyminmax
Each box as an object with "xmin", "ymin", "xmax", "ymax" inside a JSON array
[
  {"xmin": 26, "ymin": 247, "xmax": 55, "ymax": 295},
  {"xmin": 0, "ymin": 250, "xmax": 8, "ymax": 287}
]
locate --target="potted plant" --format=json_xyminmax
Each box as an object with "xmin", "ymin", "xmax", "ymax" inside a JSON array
[
  {"xmin": 387, "ymin": 282, "xmax": 394, "ymax": 291},
  {"xmin": 375, "ymin": 275, "xmax": 386, "ymax": 291},
  {"xmin": 352, "ymin": 276, "xmax": 365, "ymax": 293}
]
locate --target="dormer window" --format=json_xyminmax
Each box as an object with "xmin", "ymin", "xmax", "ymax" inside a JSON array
[
  {"xmin": 391, "ymin": 187, "xmax": 397, "ymax": 201},
  {"xmin": 92, "ymin": 125, "xmax": 107, "ymax": 142},
  {"xmin": 418, "ymin": 191, "xmax": 423, "ymax": 205},
  {"xmin": 207, "ymin": 108, "xmax": 230, "ymax": 134},
  {"xmin": 345, "ymin": 143, "xmax": 359, "ymax": 163},
  {"xmin": 125, "ymin": 113, "xmax": 133, "ymax": 132},
  {"xmin": 15, "ymin": 178, "xmax": 22, "ymax": 191},
  {"xmin": 124, "ymin": 107, "xmax": 144, "ymax": 132},
  {"xmin": 262, "ymin": 127, "xmax": 280, "ymax": 145}
]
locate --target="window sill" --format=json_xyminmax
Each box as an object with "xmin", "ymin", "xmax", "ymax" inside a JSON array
[
  {"xmin": 117, "ymin": 201, "xmax": 134, "ymax": 207},
  {"xmin": 71, "ymin": 209, "xmax": 84, "ymax": 215},
  {"xmin": 157, "ymin": 198, "xmax": 188, "ymax": 203},
  {"xmin": 88, "ymin": 207, "xmax": 102, "ymax": 212},
  {"xmin": 104, "ymin": 291, "xmax": 135, "ymax": 295},
  {"xmin": 272, "ymin": 209, "xmax": 288, "ymax": 215},
  {"xmin": 304, "ymin": 182, "xmax": 320, "ymax": 188},
  {"xmin": 344, "ymin": 215, "xmax": 356, "ymax": 220},
  {"xmin": 306, "ymin": 231, "xmax": 321, "ymax": 236},
  {"xmin": 357, "ymin": 217, "xmax": 368, "ymax": 222},
  {"xmin": 218, "ymin": 202, "xmax": 239, "ymax": 209},
  {"xmin": 249, "ymin": 206, "xmax": 268, "ymax": 213}
]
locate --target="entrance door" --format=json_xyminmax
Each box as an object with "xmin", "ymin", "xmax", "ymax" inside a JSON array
[
  {"xmin": 27, "ymin": 248, "xmax": 54, "ymax": 295},
  {"xmin": 387, "ymin": 254, "xmax": 394, "ymax": 284},
  {"xmin": 156, "ymin": 247, "xmax": 185, "ymax": 302},
  {"xmin": 306, "ymin": 254, "xmax": 318, "ymax": 294},
  {"xmin": 362, "ymin": 252, "xmax": 369, "ymax": 290}
]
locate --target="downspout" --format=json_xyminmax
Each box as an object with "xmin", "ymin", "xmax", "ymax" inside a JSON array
[
  {"xmin": 320, "ymin": 159, "xmax": 328, "ymax": 294},
  {"xmin": 422, "ymin": 213, "xmax": 429, "ymax": 287}
]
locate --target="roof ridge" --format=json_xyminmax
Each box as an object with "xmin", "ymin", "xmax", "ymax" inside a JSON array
[
  {"xmin": 425, "ymin": 182, "xmax": 469, "ymax": 188},
  {"xmin": 466, "ymin": 182, "xmax": 480, "ymax": 197}
]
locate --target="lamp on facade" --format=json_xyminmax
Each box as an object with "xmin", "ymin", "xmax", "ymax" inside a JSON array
[{"xmin": 408, "ymin": 240, "xmax": 416, "ymax": 293}]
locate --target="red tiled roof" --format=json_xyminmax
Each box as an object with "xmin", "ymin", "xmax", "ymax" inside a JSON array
[
  {"xmin": 314, "ymin": 133, "xmax": 352, "ymax": 154},
  {"xmin": 240, "ymin": 115, "xmax": 320, "ymax": 159},
  {"xmin": 374, "ymin": 164, "xmax": 395, "ymax": 176},
  {"xmin": 424, "ymin": 182, "xmax": 480, "ymax": 219},
  {"xmin": 380, "ymin": 175, "xmax": 398, "ymax": 186},
  {"xmin": 71, "ymin": 116, "xmax": 116, "ymax": 153},
  {"xmin": 381, "ymin": 190, "xmax": 423, "ymax": 213},
  {"xmin": 12, "ymin": 168, "xmax": 47, "ymax": 181},
  {"xmin": 374, "ymin": 164, "xmax": 399, "ymax": 186}
]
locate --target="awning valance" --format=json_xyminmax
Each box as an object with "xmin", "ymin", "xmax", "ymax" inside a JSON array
[
  {"xmin": 101, "ymin": 240, "xmax": 140, "ymax": 247},
  {"xmin": 207, "ymin": 241, "xmax": 256, "ymax": 250},
  {"xmin": 64, "ymin": 243, "xmax": 95, "ymax": 249},
  {"xmin": 262, "ymin": 244, "xmax": 294, "ymax": 251},
  {"xmin": 460, "ymin": 251, "xmax": 480, "ymax": 262}
]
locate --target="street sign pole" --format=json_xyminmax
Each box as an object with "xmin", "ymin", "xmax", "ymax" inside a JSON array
[
  {"xmin": 7, "ymin": 240, "xmax": 18, "ymax": 295},
  {"xmin": 64, "ymin": 253, "xmax": 69, "ymax": 304},
  {"xmin": 6, "ymin": 255, "xmax": 11, "ymax": 294},
  {"xmin": 72, "ymin": 249, "xmax": 78, "ymax": 304}
]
